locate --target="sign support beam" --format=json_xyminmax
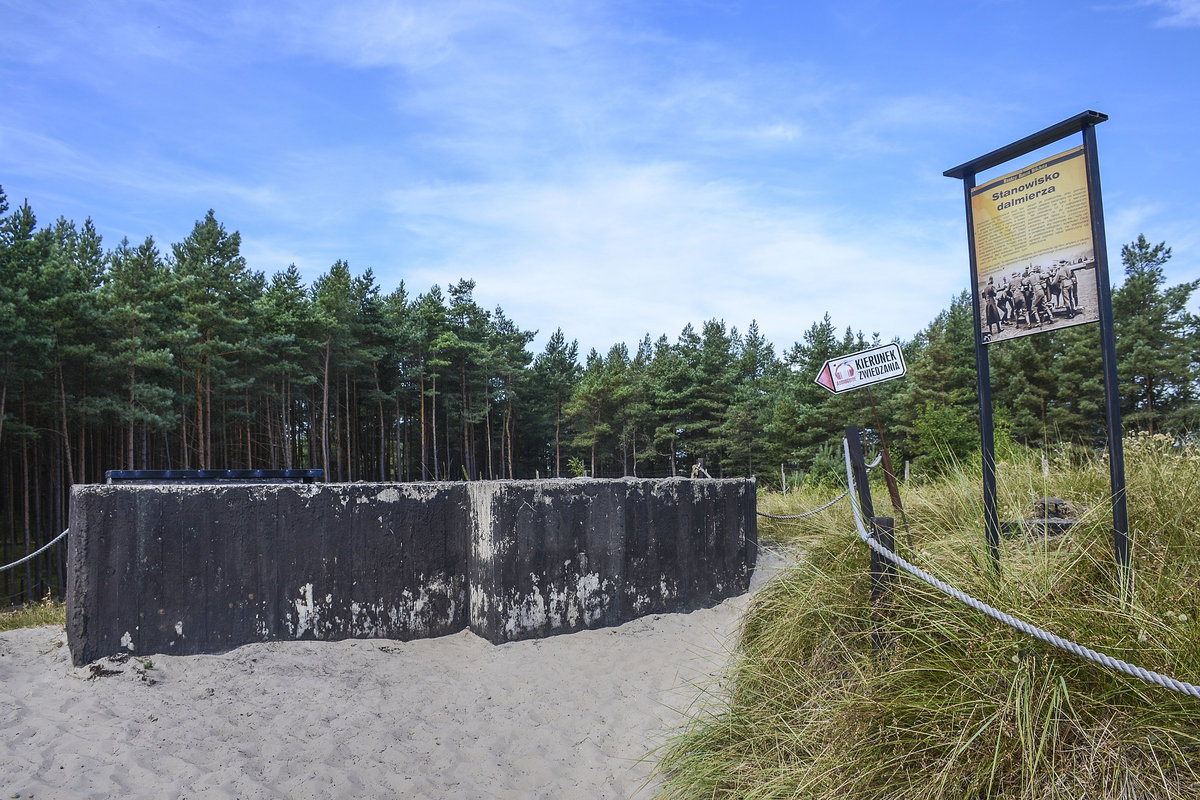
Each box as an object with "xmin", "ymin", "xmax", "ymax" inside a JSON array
[
  {"xmin": 945, "ymin": 111, "xmax": 1129, "ymax": 597},
  {"xmin": 958, "ymin": 168, "xmax": 1001, "ymax": 571},
  {"xmin": 1083, "ymin": 123, "xmax": 1132, "ymax": 602}
]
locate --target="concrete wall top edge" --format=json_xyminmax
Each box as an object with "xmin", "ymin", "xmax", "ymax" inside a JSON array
[{"xmin": 74, "ymin": 477, "xmax": 755, "ymax": 492}]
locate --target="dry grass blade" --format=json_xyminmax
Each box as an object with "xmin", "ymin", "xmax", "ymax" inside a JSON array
[{"xmin": 656, "ymin": 437, "xmax": 1200, "ymax": 799}]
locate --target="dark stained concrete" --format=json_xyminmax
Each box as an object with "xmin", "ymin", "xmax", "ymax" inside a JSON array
[{"xmin": 67, "ymin": 479, "xmax": 755, "ymax": 665}]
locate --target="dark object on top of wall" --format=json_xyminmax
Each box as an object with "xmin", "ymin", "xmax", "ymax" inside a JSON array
[{"xmin": 105, "ymin": 469, "xmax": 324, "ymax": 484}]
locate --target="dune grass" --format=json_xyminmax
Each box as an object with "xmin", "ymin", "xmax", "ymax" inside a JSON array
[
  {"xmin": 0, "ymin": 596, "xmax": 66, "ymax": 633},
  {"xmin": 655, "ymin": 434, "xmax": 1200, "ymax": 799}
]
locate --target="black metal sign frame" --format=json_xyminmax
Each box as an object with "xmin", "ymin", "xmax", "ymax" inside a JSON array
[{"xmin": 944, "ymin": 110, "xmax": 1130, "ymax": 596}]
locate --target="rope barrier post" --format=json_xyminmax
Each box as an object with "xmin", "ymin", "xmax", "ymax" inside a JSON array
[
  {"xmin": 844, "ymin": 434, "xmax": 1200, "ymax": 699},
  {"xmin": 844, "ymin": 426, "xmax": 875, "ymax": 521},
  {"xmin": 870, "ymin": 516, "xmax": 896, "ymax": 603},
  {"xmin": 869, "ymin": 515, "xmax": 896, "ymax": 653}
]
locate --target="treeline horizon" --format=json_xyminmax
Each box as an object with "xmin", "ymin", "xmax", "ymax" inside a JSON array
[{"xmin": 2, "ymin": 186, "xmax": 1198, "ymax": 604}]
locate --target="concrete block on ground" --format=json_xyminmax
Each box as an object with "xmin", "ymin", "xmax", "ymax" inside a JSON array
[
  {"xmin": 68, "ymin": 477, "xmax": 756, "ymax": 663},
  {"xmin": 67, "ymin": 483, "xmax": 470, "ymax": 665}
]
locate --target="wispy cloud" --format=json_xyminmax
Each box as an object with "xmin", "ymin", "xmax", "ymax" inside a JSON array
[
  {"xmin": 380, "ymin": 160, "xmax": 960, "ymax": 351},
  {"xmin": 6, "ymin": 0, "xmax": 1194, "ymax": 351},
  {"xmin": 1143, "ymin": 0, "xmax": 1200, "ymax": 26}
]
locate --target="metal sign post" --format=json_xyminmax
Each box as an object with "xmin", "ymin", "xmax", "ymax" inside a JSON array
[
  {"xmin": 944, "ymin": 111, "xmax": 1130, "ymax": 595},
  {"xmin": 820, "ymin": 348, "xmax": 910, "ymax": 541}
]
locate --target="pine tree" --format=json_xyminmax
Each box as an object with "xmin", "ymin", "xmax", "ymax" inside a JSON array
[
  {"xmin": 254, "ymin": 265, "xmax": 318, "ymax": 469},
  {"xmin": 485, "ymin": 307, "xmax": 534, "ymax": 479},
  {"xmin": 531, "ymin": 328, "xmax": 580, "ymax": 477},
  {"xmin": 1112, "ymin": 235, "xmax": 1200, "ymax": 433},
  {"xmin": 686, "ymin": 319, "xmax": 737, "ymax": 474},
  {"xmin": 894, "ymin": 293, "xmax": 978, "ymax": 465},
  {"xmin": 411, "ymin": 287, "xmax": 449, "ymax": 480},
  {"xmin": 102, "ymin": 237, "xmax": 178, "ymax": 469},
  {"xmin": 646, "ymin": 333, "xmax": 690, "ymax": 476},
  {"xmin": 1045, "ymin": 325, "xmax": 1105, "ymax": 445},
  {"xmin": 718, "ymin": 320, "xmax": 780, "ymax": 476},
  {"xmin": 311, "ymin": 260, "xmax": 356, "ymax": 480},
  {"xmin": 565, "ymin": 348, "xmax": 617, "ymax": 477},
  {"xmin": 172, "ymin": 210, "xmax": 255, "ymax": 468},
  {"xmin": 441, "ymin": 279, "xmax": 490, "ymax": 479}
]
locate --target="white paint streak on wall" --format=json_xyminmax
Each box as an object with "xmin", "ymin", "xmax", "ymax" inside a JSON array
[
  {"xmin": 577, "ymin": 573, "xmax": 607, "ymax": 625},
  {"xmin": 469, "ymin": 483, "xmax": 497, "ymax": 562},
  {"xmin": 293, "ymin": 582, "xmax": 316, "ymax": 638},
  {"xmin": 504, "ymin": 571, "xmax": 613, "ymax": 637}
]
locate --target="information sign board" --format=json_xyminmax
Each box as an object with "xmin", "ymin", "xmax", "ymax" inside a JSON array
[{"xmin": 970, "ymin": 146, "xmax": 1100, "ymax": 343}]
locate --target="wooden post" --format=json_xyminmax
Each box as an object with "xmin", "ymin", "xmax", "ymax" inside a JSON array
[
  {"xmin": 870, "ymin": 516, "xmax": 896, "ymax": 603},
  {"xmin": 844, "ymin": 426, "xmax": 874, "ymax": 520}
]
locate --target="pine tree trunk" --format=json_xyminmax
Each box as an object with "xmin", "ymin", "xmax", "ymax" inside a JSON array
[
  {"xmin": 554, "ymin": 393, "xmax": 562, "ymax": 478},
  {"xmin": 244, "ymin": 375, "xmax": 252, "ymax": 469},
  {"xmin": 378, "ymin": 399, "xmax": 386, "ymax": 482},
  {"xmin": 505, "ymin": 380, "xmax": 514, "ymax": 479},
  {"xmin": 57, "ymin": 365, "xmax": 75, "ymax": 486},
  {"xmin": 282, "ymin": 375, "xmax": 293, "ymax": 470},
  {"xmin": 128, "ymin": 365, "xmax": 136, "ymax": 470},
  {"xmin": 461, "ymin": 363, "xmax": 470, "ymax": 479},
  {"xmin": 180, "ymin": 373, "xmax": 190, "ymax": 468},
  {"xmin": 33, "ymin": 437, "xmax": 44, "ymax": 597},
  {"xmin": 431, "ymin": 375, "xmax": 440, "ymax": 480},
  {"xmin": 22, "ymin": 421, "xmax": 33, "ymax": 602},
  {"xmin": 321, "ymin": 337, "xmax": 332, "ymax": 479},
  {"xmin": 444, "ymin": 394, "xmax": 452, "ymax": 480},
  {"xmin": 485, "ymin": 402, "xmax": 493, "ymax": 480},
  {"xmin": 205, "ymin": 368, "xmax": 214, "ymax": 470},
  {"xmin": 630, "ymin": 424, "xmax": 637, "ymax": 478},
  {"xmin": 419, "ymin": 373, "xmax": 427, "ymax": 480},
  {"xmin": 400, "ymin": 395, "xmax": 410, "ymax": 482}
]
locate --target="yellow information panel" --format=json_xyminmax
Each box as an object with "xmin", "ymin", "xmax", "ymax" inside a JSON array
[{"xmin": 970, "ymin": 146, "xmax": 1100, "ymax": 344}]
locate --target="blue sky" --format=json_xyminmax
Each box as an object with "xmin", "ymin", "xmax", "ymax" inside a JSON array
[{"xmin": 2, "ymin": 0, "xmax": 1198, "ymax": 357}]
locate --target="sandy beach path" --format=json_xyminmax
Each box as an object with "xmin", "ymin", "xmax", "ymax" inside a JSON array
[{"xmin": 0, "ymin": 546, "xmax": 787, "ymax": 799}]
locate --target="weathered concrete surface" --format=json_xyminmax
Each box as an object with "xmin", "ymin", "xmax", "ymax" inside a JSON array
[
  {"xmin": 67, "ymin": 478, "xmax": 756, "ymax": 664},
  {"xmin": 468, "ymin": 478, "xmax": 756, "ymax": 643},
  {"xmin": 67, "ymin": 483, "xmax": 470, "ymax": 665}
]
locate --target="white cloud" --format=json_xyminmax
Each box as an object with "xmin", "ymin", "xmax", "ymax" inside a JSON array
[
  {"xmin": 381, "ymin": 161, "xmax": 961, "ymax": 353},
  {"xmin": 1144, "ymin": 0, "xmax": 1200, "ymax": 26}
]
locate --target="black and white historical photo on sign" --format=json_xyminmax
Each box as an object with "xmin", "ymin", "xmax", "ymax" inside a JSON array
[{"xmin": 978, "ymin": 249, "xmax": 1100, "ymax": 344}]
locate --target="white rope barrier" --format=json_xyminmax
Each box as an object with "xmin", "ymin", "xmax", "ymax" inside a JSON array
[
  {"xmin": 0, "ymin": 528, "xmax": 69, "ymax": 573},
  {"xmin": 842, "ymin": 438, "xmax": 1200, "ymax": 700},
  {"xmin": 758, "ymin": 454, "xmax": 881, "ymax": 520}
]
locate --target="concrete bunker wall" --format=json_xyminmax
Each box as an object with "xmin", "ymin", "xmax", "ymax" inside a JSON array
[
  {"xmin": 67, "ymin": 478, "xmax": 756, "ymax": 665},
  {"xmin": 468, "ymin": 479, "xmax": 755, "ymax": 643}
]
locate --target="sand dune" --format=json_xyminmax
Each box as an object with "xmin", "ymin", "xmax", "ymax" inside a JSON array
[{"xmin": 0, "ymin": 548, "xmax": 786, "ymax": 799}]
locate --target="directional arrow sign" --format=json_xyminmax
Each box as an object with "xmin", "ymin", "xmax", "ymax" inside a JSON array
[{"xmin": 814, "ymin": 342, "xmax": 907, "ymax": 394}]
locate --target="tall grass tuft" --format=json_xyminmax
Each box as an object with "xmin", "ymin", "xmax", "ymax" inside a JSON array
[
  {"xmin": 657, "ymin": 436, "xmax": 1200, "ymax": 799},
  {"xmin": 0, "ymin": 597, "xmax": 66, "ymax": 632}
]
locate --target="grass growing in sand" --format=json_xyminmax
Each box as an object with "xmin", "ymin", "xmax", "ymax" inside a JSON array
[
  {"xmin": 655, "ymin": 434, "xmax": 1200, "ymax": 799},
  {"xmin": 0, "ymin": 597, "xmax": 66, "ymax": 632}
]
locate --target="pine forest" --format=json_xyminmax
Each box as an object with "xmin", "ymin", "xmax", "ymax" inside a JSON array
[{"xmin": 2, "ymin": 187, "xmax": 1198, "ymax": 606}]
